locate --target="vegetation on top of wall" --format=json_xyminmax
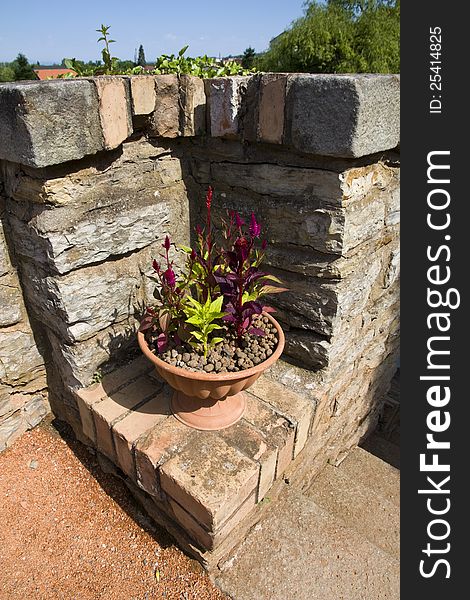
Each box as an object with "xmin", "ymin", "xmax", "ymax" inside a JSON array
[
  {"xmin": 256, "ymin": 0, "xmax": 400, "ymax": 74},
  {"xmin": 61, "ymin": 25, "xmax": 256, "ymax": 79},
  {"xmin": 0, "ymin": 54, "xmax": 36, "ymax": 82}
]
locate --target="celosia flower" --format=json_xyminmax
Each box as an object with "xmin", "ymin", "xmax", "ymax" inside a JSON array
[
  {"xmin": 249, "ymin": 213, "xmax": 261, "ymax": 238},
  {"xmin": 235, "ymin": 213, "xmax": 245, "ymax": 228},
  {"xmin": 206, "ymin": 186, "xmax": 213, "ymax": 211},
  {"xmin": 163, "ymin": 235, "xmax": 171, "ymax": 251},
  {"xmin": 152, "ymin": 259, "xmax": 160, "ymax": 273},
  {"xmin": 163, "ymin": 267, "xmax": 176, "ymax": 288}
]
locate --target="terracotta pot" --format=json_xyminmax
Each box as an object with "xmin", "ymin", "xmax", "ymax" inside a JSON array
[{"xmin": 137, "ymin": 314, "xmax": 285, "ymax": 431}]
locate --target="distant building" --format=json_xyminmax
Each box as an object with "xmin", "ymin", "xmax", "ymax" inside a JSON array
[{"xmin": 33, "ymin": 68, "xmax": 76, "ymax": 80}]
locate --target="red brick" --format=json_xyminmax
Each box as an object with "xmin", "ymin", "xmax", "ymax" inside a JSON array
[
  {"xmin": 160, "ymin": 433, "xmax": 259, "ymax": 531},
  {"xmin": 134, "ymin": 416, "xmax": 193, "ymax": 497},
  {"xmin": 167, "ymin": 489, "xmax": 257, "ymax": 551},
  {"xmin": 112, "ymin": 386, "xmax": 171, "ymax": 477},
  {"xmin": 93, "ymin": 374, "xmax": 162, "ymax": 460}
]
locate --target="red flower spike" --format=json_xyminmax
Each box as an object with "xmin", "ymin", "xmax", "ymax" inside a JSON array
[
  {"xmin": 206, "ymin": 186, "xmax": 213, "ymax": 210},
  {"xmin": 235, "ymin": 213, "xmax": 245, "ymax": 228},
  {"xmin": 163, "ymin": 267, "xmax": 176, "ymax": 288},
  {"xmin": 163, "ymin": 235, "xmax": 171, "ymax": 251},
  {"xmin": 249, "ymin": 213, "xmax": 261, "ymax": 238},
  {"xmin": 152, "ymin": 259, "xmax": 160, "ymax": 273}
]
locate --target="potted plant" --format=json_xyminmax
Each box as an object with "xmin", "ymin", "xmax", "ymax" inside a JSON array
[{"xmin": 138, "ymin": 186, "xmax": 286, "ymax": 430}]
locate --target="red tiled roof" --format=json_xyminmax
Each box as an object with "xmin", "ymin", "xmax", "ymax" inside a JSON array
[{"xmin": 33, "ymin": 69, "xmax": 76, "ymax": 80}]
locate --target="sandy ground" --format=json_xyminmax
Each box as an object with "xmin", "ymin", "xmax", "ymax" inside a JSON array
[{"xmin": 0, "ymin": 418, "xmax": 226, "ymax": 600}]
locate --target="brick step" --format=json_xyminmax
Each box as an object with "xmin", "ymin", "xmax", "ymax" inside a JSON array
[
  {"xmin": 306, "ymin": 448, "xmax": 399, "ymax": 559},
  {"xmin": 74, "ymin": 356, "xmax": 314, "ymax": 554}
]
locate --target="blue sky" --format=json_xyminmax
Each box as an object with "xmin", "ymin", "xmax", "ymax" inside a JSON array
[{"xmin": 0, "ymin": 0, "xmax": 306, "ymax": 64}]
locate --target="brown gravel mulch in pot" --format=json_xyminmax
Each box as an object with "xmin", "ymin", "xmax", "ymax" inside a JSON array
[{"xmin": 0, "ymin": 418, "xmax": 227, "ymax": 600}]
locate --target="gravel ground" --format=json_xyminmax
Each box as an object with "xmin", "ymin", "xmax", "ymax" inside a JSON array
[{"xmin": 0, "ymin": 418, "xmax": 226, "ymax": 600}]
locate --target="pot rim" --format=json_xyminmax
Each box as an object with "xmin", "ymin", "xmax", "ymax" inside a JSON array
[{"xmin": 137, "ymin": 312, "xmax": 285, "ymax": 382}]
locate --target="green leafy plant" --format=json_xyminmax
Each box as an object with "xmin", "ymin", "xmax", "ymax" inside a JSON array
[
  {"xmin": 96, "ymin": 24, "xmax": 118, "ymax": 73},
  {"xmin": 183, "ymin": 295, "xmax": 226, "ymax": 357}
]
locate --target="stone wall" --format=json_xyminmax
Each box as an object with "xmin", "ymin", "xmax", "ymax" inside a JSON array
[
  {"xmin": 0, "ymin": 195, "xmax": 49, "ymax": 451},
  {"xmin": 0, "ymin": 73, "xmax": 399, "ymax": 460}
]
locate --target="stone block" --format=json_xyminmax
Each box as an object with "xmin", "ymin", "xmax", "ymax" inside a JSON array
[
  {"xmin": 0, "ymin": 80, "xmax": 104, "ymax": 168},
  {"xmin": 285, "ymin": 74, "xmax": 400, "ymax": 158},
  {"xmin": 112, "ymin": 386, "xmax": 170, "ymax": 477},
  {"xmin": 219, "ymin": 419, "xmax": 278, "ymax": 501},
  {"xmin": 248, "ymin": 378, "xmax": 314, "ymax": 459},
  {"xmin": 93, "ymin": 77, "xmax": 133, "ymax": 149},
  {"xmin": 160, "ymin": 433, "xmax": 259, "ymax": 531},
  {"xmin": 283, "ymin": 330, "xmax": 331, "ymax": 371},
  {"xmin": 0, "ymin": 219, "xmax": 11, "ymax": 277},
  {"xmin": 258, "ymin": 73, "xmax": 288, "ymax": 144},
  {"xmin": 92, "ymin": 373, "xmax": 162, "ymax": 460},
  {"xmin": 0, "ymin": 327, "xmax": 46, "ymax": 388},
  {"xmin": 150, "ymin": 75, "xmax": 180, "ymax": 137},
  {"xmin": 242, "ymin": 393, "xmax": 295, "ymax": 478},
  {"xmin": 134, "ymin": 415, "xmax": 194, "ymax": 497},
  {"xmin": 0, "ymin": 273, "xmax": 23, "ymax": 327},
  {"xmin": 8, "ymin": 180, "xmax": 189, "ymax": 274},
  {"xmin": 180, "ymin": 75, "xmax": 206, "ymax": 136},
  {"xmin": 129, "ymin": 75, "xmax": 157, "ymax": 115},
  {"xmin": 205, "ymin": 77, "xmax": 249, "ymax": 138}
]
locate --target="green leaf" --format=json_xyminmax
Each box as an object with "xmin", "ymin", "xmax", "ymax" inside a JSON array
[
  {"xmin": 210, "ymin": 337, "xmax": 224, "ymax": 346},
  {"xmin": 191, "ymin": 330, "xmax": 204, "ymax": 341},
  {"xmin": 179, "ymin": 45, "xmax": 189, "ymax": 57},
  {"xmin": 179, "ymin": 245, "xmax": 193, "ymax": 253},
  {"xmin": 186, "ymin": 315, "xmax": 202, "ymax": 326},
  {"xmin": 209, "ymin": 295, "xmax": 224, "ymax": 313}
]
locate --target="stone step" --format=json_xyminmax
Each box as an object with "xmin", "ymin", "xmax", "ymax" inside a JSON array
[
  {"xmin": 73, "ymin": 356, "xmax": 315, "ymax": 556},
  {"xmin": 307, "ymin": 456, "xmax": 399, "ymax": 559},
  {"xmin": 338, "ymin": 446, "xmax": 400, "ymax": 507},
  {"xmin": 215, "ymin": 481, "xmax": 399, "ymax": 600},
  {"xmin": 361, "ymin": 433, "xmax": 400, "ymax": 469}
]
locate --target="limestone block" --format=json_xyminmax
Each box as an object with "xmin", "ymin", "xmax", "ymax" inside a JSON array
[
  {"xmin": 205, "ymin": 77, "xmax": 250, "ymax": 138},
  {"xmin": 0, "ymin": 80, "xmax": 104, "ymax": 168},
  {"xmin": 150, "ymin": 75, "xmax": 180, "ymax": 138},
  {"xmin": 179, "ymin": 75, "xmax": 206, "ymax": 136},
  {"xmin": 20, "ymin": 256, "xmax": 145, "ymax": 343},
  {"xmin": 210, "ymin": 187, "xmax": 345, "ymax": 256},
  {"xmin": 210, "ymin": 162, "xmax": 342, "ymax": 205},
  {"xmin": 0, "ymin": 218, "xmax": 11, "ymax": 276},
  {"xmin": 47, "ymin": 319, "xmax": 139, "ymax": 387},
  {"xmin": 283, "ymin": 330, "xmax": 331, "ymax": 370},
  {"xmin": 0, "ymin": 327, "xmax": 46, "ymax": 388},
  {"xmin": 0, "ymin": 392, "xmax": 49, "ymax": 452},
  {"xmin": 9, "ymin": 180, "xmax": 189, "ymax": 274},
  {"xmin": 129, "ymin": 75, "xmax": 157, "ymax": 115},
  {"xmin": 258, "ymin": 73, "xmax": 288, "ymax": 144},
  {"xmin": 285, "ymin": 74, "xmax": 400, "ymax": 158},
  {"xmin": 93, "ymin": 77, "xmax": 133, "ymax": 149},
  {"xmin": 0, "ymin": 273, "xmax": 23, "ymax": 327}
]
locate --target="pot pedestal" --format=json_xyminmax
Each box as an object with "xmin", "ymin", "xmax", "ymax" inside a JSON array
[{"xmin": 170, "ymin": 391, "xmax": 246, "ymax": 431}]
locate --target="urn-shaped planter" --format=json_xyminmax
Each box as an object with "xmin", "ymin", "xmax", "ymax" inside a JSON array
[{"xmin": 138, "ymin": 313, "xmax": 285, "ymax": 431}]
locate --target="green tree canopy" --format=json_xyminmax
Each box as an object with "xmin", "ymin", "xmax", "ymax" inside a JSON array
[
  {"xmin": 241, "ymin": 47, "xmax": 256, "ymax": 69},
  {"xmin": 257, "ymin": 0, "xmax": 399, "ymax": 74},
  {"xmin": 12, "ymin": 53, "xmax": 37, "ymax": 80}
]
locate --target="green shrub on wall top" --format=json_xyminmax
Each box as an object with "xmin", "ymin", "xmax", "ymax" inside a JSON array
[{"xmin": 61, "ymin": 25, "xmax": 255, "ymax": 79}]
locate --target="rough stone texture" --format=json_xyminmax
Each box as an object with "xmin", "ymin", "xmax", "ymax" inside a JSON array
[
  {"xmin": 150, "ymin": 75, "xmax": 180, "ymax": 138},
  {"xmin": 0, "ymin": 205, "xmax": 49, "ymax": 452},
  {"xmin": 93, "ymin": 77, "xmax": 133, "ymax": 150},
  {"xmin": 129, "ymin": 75, "xmax": 157, "ymax": 115},
  {"xmin": 0, "ymin": 80, "xmax": 103, "ymax": 167},
  {"xmin": 180, "ymin": 75, "xmax": 206, "ymax": 136},
  {"xmin": 205, "ymin": 77, "xmax": 249, "ymax": 138},
  {"xmin": 285, "ymin": 74, "xmax": 400, "ymax": 158}
]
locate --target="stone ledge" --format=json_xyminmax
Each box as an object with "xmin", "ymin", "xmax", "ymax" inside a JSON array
[
  {"xmin": 74, "ymin": 356, "xmax": 314, "ymax": 553},
  {"xmin": 0, "ymin": 74, "xmax": 399, "ymax": 168}
]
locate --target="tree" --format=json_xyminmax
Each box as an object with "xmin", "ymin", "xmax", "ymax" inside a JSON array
[
  {"xmin": 12, "ymin": 53, "xmax": 36, "ymax": 80},
  {"xmin": 137, "ymin": 44, "xmax": 146, "ymax": 67},
  {"xmin": 257, "ymin": 0, "xmax": 399, "ymax": 74},
  {"xmin": 0, "ymin": 63, "xmax": 15, "ymax": 82},
  {"xmin": 241, "ymin": 47, "xmax": 256, "ymax": 69}
]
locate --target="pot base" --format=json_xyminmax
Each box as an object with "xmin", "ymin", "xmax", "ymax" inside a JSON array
[{"xmin": 170, "ymin": 391, "xmax": 246, "ymax": 431}]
